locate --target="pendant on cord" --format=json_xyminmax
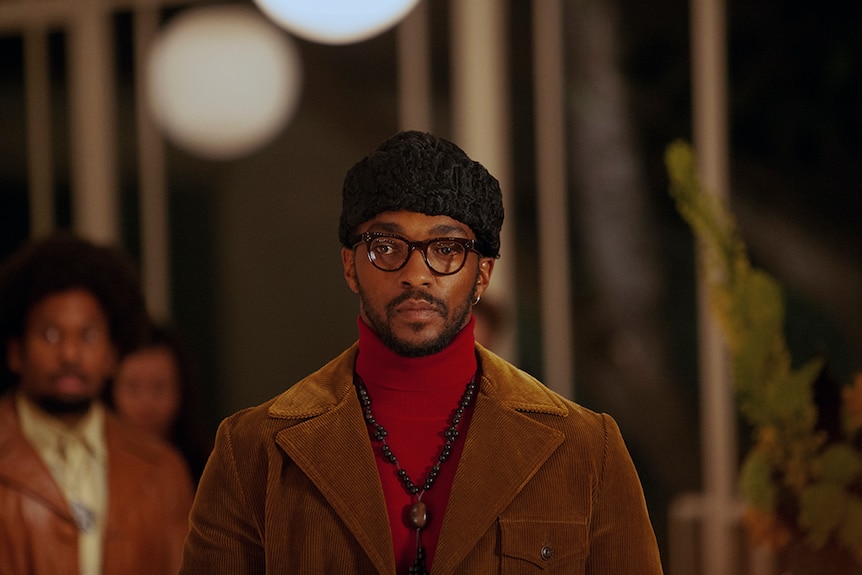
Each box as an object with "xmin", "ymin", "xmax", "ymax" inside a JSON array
[
  {"xmin": 406, "ymin": 500, "xmax": 428, "ymax": 529},
  {"xmin": 405, "ymin": 500, "xmax": 429, "ymax": 575}
]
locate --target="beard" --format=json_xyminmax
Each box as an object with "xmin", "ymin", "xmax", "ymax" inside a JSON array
[
  {"xmin": 34, "ymin": 395, "xmax": 94, "ymax": 417},
  {"xmin": 357, "ymin": 274, "xmax": 478, "ymax": 358}
]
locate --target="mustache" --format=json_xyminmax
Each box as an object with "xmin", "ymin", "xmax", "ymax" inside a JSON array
[{"xmin": 386, "ymin": 290, "xmax": 448, "ymax": 316}]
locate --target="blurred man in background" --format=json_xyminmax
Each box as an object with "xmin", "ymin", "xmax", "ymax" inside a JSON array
[{"xmin": 0, "ymin": 232, "xmax": 194, "ymax": 575}]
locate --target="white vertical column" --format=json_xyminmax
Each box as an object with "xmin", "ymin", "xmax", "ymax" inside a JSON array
[
  {"xmin": 67, "ymin": 0, "xmax": 118, "ymax": 243},
  {"xmin": 450, "ymin": 0, "xmax": 516, "ymax": 361},
  {"xmin": 134, "ymin": 5, "xmax": 171, "ymax": 321},
  {"xmin": 397, "ymin": 0, "xmax": 432, "ymax": 132},
  {"xmin": 533, "ymin": 0, "xmax": 573, "ymax": 399},
  {"xmin": 691, "ymin": 0, "xmax": 736, "ymax": 574},
  {"xmin": 24, "ymin": 26, "xmax": 55, "ymax": 237}
]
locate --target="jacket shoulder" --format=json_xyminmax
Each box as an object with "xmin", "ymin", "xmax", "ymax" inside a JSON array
[
  {"xmin": 106, "ymin": 411, "xmax": 185, "ymax": 463},
  {"xmin": 268, "ymin": 344, "xmax": 358, "ymax": 419},
  {"xmin": 476, "ymin": 345, "xmax": 613, "ymax": 439},
  {"xmin": 210, "ymin": 345, "xmax": 358, "ymax": 457}
]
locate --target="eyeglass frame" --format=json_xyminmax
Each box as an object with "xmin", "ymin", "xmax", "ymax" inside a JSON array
[{"xmin": 351, "ymin": 231, "xmax": 486, "ymax": 276}]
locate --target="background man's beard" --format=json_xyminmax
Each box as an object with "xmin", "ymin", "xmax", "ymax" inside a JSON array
[{"xmin": 35, "ymin": 395, "xmax": 93, "ymax": 417}]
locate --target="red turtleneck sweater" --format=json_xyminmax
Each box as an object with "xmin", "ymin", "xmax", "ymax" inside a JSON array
[{"xmin": 355, "ymin": 316, "xmax": 478, "ymax": 573}]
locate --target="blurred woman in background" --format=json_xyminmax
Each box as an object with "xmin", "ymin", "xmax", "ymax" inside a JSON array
[{"xmin": 108, "ymin": 324, "xmax": 212, "ymax": 485}]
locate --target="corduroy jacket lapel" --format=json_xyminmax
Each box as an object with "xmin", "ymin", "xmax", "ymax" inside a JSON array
[{"xmin": 270, "ymin": 347, "xmax": 396, "ymax": 575}]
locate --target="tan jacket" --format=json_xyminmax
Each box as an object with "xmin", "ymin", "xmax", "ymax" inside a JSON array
[
  {"xmin": 0, "ymin": 395, "xmax": 194, "ymax": 575},
  {"xmin": 181, "ymin": 344, "xmax": 663, "ymax": 574}
]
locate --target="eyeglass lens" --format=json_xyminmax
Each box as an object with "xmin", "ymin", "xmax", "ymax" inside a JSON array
[{"xmin": 368, "ymin": 236, "xmax": 469, "ymax": 274}]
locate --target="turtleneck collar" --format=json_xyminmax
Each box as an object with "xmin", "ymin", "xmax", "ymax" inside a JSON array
[{"xmin": 355, "ymin": 315, "xmax": 477, "ymax": 392}]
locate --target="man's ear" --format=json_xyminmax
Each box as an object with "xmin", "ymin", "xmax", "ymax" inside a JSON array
[
  {"xmin": 474, "ymin": 257, "xmax": 495, "ymax": 300},
  {"xmin": 342, "ymin": 247, "xmax": 360, "ymax": 294}
]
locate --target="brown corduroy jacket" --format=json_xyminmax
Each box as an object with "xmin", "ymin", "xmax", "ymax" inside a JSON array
[
  {"xmin": 180, "ymin": 344, "xmax": 664, "ymax": 574},
  {"xmin": 0, "ymin": 395, "xmax": 194, "ymax": 575}
]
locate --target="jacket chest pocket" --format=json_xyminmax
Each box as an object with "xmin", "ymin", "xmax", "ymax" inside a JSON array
[{"xmin": 499, "ymin": 518, "xmax": 587, "ymax": 574}]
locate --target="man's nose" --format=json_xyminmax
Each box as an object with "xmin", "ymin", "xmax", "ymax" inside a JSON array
[
  {"xmin": 59, "ymin": 336, "xmax": 83, "ymax": 363},
  {"xmin": 399, "ymin": 247, "xmax": 432, "ymax": 286}
]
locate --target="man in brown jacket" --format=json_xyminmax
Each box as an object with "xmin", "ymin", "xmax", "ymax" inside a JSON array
[
  {"xmin": 181, "ymin": 131, "xmax": 664, "ymax": 574},
  {"xmin": 0, "ymin": 233, "xmax": 194, "ymax": 575}
]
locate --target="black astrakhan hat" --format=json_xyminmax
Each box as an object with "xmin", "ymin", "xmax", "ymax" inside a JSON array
[{"xmin": 339, "ymin": 131, "xmax": 504, "ymax": 258}]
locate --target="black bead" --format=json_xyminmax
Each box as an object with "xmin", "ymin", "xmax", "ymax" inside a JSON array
[{"xmin": 408, "ymin": 543, "xmax": 429, "ymax": 575}]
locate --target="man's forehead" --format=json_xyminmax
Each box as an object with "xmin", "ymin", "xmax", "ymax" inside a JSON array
[{"xmin": 360, "ymin": 211, "xmax": 475, "ymax": 237}]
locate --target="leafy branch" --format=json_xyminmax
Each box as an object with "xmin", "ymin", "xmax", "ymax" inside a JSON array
[{"xmin": 665, "ymin": 140, "xmax": 862, "ymax": 556}]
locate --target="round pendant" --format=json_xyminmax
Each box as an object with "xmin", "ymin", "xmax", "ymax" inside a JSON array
[{"xmin": 407, "ymin": 501, "xmax": 428, "ymax": 530}]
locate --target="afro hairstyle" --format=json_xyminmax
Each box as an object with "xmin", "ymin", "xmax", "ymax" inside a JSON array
[{"xmin": 0, "ymin": 232, "xmax": 149, "ymax": 393}]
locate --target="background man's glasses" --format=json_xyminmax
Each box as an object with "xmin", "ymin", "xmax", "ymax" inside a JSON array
[{"xmin": 353, "ymin": 232, "xmax": 480, "ymax": 275}]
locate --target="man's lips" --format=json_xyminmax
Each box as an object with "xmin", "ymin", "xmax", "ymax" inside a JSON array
[
  {"xmin": 393, "ymin": 299, "xmax": 442, "ymax": 318},
  {"xmin": 396, "ymin": 300, "xmax": 437, "ymax": 311},
  {"xmin": 53, "ymin": 373, "xmax": 87, "ymax": 394}
]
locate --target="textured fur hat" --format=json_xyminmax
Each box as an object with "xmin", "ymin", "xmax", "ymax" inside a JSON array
[{"xmin": 339, "ymin": 131, "xmax": 504, "ymax": 258}]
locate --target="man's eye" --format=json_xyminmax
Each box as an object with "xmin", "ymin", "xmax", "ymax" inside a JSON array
[
  {"xmin": 42, "ymin": 327, "xmax": 60, "ymax": 344},
  {"xmin": 83, "ymin": 327, "xmax": 105, "ymax": 343},
  {"xmin": 433, "ymin": 242, "xmax": 463, "ymax": 257},
  {"xmin": 372, "ymin": 240, "xmax": 403, "ymax": 255}
]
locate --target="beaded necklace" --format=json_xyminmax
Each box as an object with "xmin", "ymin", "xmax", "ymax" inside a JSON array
[{"xmin": 355, "ymin": 374, "xmax": 477, "ymax": 575}]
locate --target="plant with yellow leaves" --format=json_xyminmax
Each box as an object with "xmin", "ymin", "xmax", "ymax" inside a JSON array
[{"xmin": 665, "ymin": 140, "xmax": 862, "ymax": 565}]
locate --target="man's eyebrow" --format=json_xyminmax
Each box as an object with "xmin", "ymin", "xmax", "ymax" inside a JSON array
[{"xmin": 429, "ymin": 223, "xmax": 468, "ymax": 237}]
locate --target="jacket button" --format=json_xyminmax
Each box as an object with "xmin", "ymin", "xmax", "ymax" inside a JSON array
[{"xmin": 541, "ymin": 545, "xmax": 554, "ymax": 560}]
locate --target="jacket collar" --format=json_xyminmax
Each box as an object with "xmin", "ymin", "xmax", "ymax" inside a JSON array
[
  {"xmin": 268, "ymin": 343, "xmax": 569, "ymax": 419},
  {"xmin": 0, "ymin": 394, "xmax": 77, "ymax": 523},
  {"xmin": 268, "ymin": 344, "xmax": 568, "ymax": 575}
]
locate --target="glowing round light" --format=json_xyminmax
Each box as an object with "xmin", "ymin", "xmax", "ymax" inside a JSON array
[
  {"xmin": 252, "ymin": 0, "xmax": 420, "ymax": 45},
  {"xmin": 146, "ymin": 5, "xmax": 302, "ymax": 160}
]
